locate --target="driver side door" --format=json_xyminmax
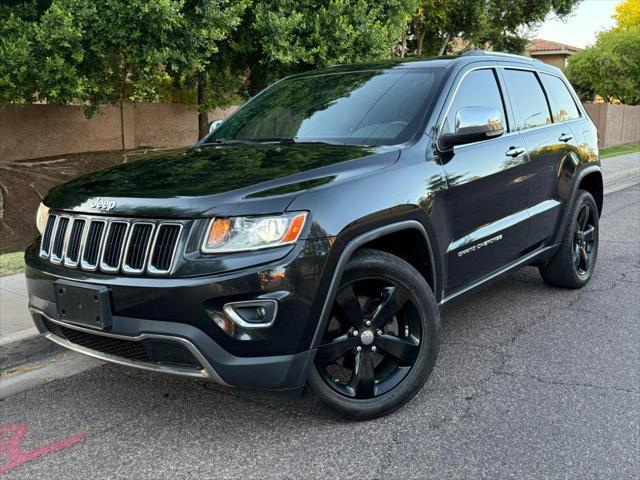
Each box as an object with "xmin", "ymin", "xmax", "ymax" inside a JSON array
[{"xmin": 436, "ymin": 67, "xmax": 531, "ymax": 294}]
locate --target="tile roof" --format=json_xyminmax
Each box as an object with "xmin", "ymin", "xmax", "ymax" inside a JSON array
[{"xmin": 527, "ymin": 38, "xmax": 581, "ymax": 53}]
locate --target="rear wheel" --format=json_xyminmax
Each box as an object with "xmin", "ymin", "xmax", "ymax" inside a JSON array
[
  {"xmin": 539, "ymin": 190, "xmax": 599, "ymax": 288},
  {"xmin": 307, "ymin": 249, "xmax": 440, "ymax": 420}
]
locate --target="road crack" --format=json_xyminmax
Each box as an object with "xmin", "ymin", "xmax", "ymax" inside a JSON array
[{"xmin": 492, "ymin": 370, "xmax": 640, "ymax": 395}]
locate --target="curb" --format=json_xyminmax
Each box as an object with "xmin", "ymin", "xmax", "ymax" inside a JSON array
[
  {"xmin": 604, "ymin": 168, "xmax": 640, "ymax": 188},
  {"xmin": 0, "ymin": 328, "xmax": 62, "ymax": 372}
]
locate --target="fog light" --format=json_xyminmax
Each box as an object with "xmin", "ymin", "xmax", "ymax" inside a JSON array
[{"xmin": 222, "ymin": 300, "xmax": 278, "ymax": 329}]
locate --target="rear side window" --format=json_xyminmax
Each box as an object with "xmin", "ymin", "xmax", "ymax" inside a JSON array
[
  {"xmin": 442, "ymin": 69, "xmax": 506, "ymax": 135},
  {"xmin": 539, "ymin": 73, "xmax": 581, "ymax": 122},
  {"xmin": 502, "ymin": 69, "xmax": 551, "ymax": 130}
]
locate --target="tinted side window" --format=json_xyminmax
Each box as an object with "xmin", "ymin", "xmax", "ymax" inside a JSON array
[
  {"xmin": 503, "ymin": 69, "xmax": 551, "ymax": 130},
  {"xmin": 442, "ymin": 69, "xmax": 506, "ymax": 135},
  {"xmin": 539, "ymin": 73, "xmax": 581, "ymax": 122}
]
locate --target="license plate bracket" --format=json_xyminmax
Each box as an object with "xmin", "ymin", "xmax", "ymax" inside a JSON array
[{"xmin": 54, "ymin": 280, "xmax": 113, "ymax": 330}]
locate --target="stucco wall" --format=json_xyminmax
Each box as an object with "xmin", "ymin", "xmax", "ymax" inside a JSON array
[
  {"xmin": 1, "ymin": 101, "xmax": 637, "ymax": 161},
  {"xmin": 531, "ymin": 54, "xmax": 567, "ymax": 70},
  {"xmin": 0, "ymin": 103, "xmax": 236, "ymax": 162},
  {"xmin": 583, "ymin": 103, "xmax": 640, "ymax": 148}
]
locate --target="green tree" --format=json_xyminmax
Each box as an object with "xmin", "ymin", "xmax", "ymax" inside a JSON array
[
  {"xmin": 409, "ymin": 0, "xmax": 581, "ymax": 56},
  {"xmin": 410, "ymin": 0, "xmax": 482, "ymax": 56},
  {"xmin": 566, "ymin": 29, "xmax": 640, "ymax": 105},
  {"xmin": 168, "ymin": 0, "xmax": 249, "ymax": 137},
  {"xmin": 0, "ymin": 1, "xmax": 53, "ymax": 105},
  {"xmin": 2, "ymin": 0, "xmax": 420, "ymax": 129},
  {"xmin": 227, "ymin": 0, "xmax": 418, "ymax": 95}
]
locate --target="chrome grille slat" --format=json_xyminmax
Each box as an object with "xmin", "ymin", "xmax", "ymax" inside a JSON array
[
  {"xmin": 40, "ymin": 215, "xmax": 58, "ymax": 257},
  {"xmin": 81, "ymin": 219, "xmax": 106, "ymax": 270},
  {"xmin": 50, "ymin": 216, "xmax": 70, "ymax": 264},
  {"xmin": 122, "ymin": 223, "xmax": 154, "ymax": 274},
  {"xmin": 64, "ymin": 218, "xmax": 86, "ymax": 267},
  {"xmin": 148, "ymin": 224, "xmax": 183, "ymax": 275},
  {"xmin": 40, "ymin": 213, "xmax": 182, "ymax": 275},
  {"xmin": 100, "ymin": 221, "xmax": 129, "ymax": 272}
]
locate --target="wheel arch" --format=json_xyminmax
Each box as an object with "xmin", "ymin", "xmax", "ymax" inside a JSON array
[
  {"xmin": 579, "ymin": 170, "xmax": 604, "ymax": 215},
  {"xmin": 553, "ymin": 164, "xmax": 603, "ymax": 245},
  {"xmin": 310, "ymin": 220, "xmax": 440, "ymax": 349}
]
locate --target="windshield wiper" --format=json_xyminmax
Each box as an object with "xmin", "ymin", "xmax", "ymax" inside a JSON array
[
  {"xmin": 254, "ymin": 137, "xmax": 347, "ymax": 146},
  {"xmin": 202, "ymin": 138, "xmax": 260, "ymax": 145}
]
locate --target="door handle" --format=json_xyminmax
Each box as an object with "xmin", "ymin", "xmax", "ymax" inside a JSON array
[
  {"xmin": 506, "ymin": 146, "xmax": 526, "ymax": 157},
  {"xmin": 559, "ymin": 133, "xmax": 573, "ymax": 142}
]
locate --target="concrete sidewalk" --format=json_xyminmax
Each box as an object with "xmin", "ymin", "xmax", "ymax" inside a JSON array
[{"xmin": 1, "ymin": 151, "xmax": 638, "ymax": 369}]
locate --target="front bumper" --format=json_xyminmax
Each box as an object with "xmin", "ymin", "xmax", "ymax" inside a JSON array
[{"xmin": 25, "ymin": 236, "xmax": 336, "ymax": 389}]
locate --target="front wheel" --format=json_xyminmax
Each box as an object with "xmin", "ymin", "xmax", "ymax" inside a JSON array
[
  {"xmin": 539, "ymin": 190, "xmax": 599, "ymax": 288},
  {"xmin": 307, "ymin": 249, "xmax": 440, "ymax": 420}
]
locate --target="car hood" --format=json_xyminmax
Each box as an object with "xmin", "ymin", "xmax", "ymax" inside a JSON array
[{"xmin": 44, "ymin": 143, "xmax": 400, "ymax": 218}]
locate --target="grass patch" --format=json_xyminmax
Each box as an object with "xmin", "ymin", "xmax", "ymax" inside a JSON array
[
  {"xmin": 0, "ymin": 252, "xmax": 25, "ymax": 277},
  {"xmin": 600, "ymin": 142, "xmax": 640, "ymax": 159}
]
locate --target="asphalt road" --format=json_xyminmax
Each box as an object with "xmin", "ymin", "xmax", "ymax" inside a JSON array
[{"xmin": 1, "ymin": 184, "xmax": 638, "ymax": 479}]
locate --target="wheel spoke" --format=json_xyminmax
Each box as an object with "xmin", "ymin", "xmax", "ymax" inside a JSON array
[
  {"xmin": 582, "ymin": 225, "xmax": 595, "ymax": 242},
  {"xmin": 580, "ymin": 246, "xmax": 590, "ymax": 272},
  {"xmin": 351, "ymin": 350, "xmax": 375, "ymax": 398},
  {"xmin": 371, "ymin": 285, "xmax": 410, "ymax": 328},
  {"xmin": 572, "ymin": 243, "xmax": 581, "ymax": 268},
  {"xmin": 334, "ymin": 285, "xmax": 364, "ymax": 328},
  {"xmin": 578, "ymin": 205, "xmax": 589, "ymax": 230},
  {"xmin": 316, "ymin": 334, "xmax": 359, "ymax": 366},
  {"xmin": 376, "ymin": 334, "xmax": 420, "ymax": 366}
]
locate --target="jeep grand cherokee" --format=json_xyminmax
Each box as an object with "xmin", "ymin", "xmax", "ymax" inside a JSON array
[{"xmin": 26, "ymin": 51, "xmax": 602, "ymax": 419}]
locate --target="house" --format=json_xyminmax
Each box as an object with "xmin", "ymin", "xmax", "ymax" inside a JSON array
[{"xmin": 526, "ymin": 39, "xmax": 581, "ymax": 70}]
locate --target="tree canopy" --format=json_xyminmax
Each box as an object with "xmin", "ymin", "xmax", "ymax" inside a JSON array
[
  {"xmin": 566, "ymin": 0, "xmax": 640, "ymax": 105},
  {"xmin": 1, "ymin": 0, "xmax": 588, "ymax": 125},
  {"xmin": 408, "ymin": 0, "xmax": 582, "ymax": 56}
]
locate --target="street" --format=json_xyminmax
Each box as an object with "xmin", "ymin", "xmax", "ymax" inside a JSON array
[{"xmin": 1, "ymin": 183, "xmax": 638, "ymax": 479}]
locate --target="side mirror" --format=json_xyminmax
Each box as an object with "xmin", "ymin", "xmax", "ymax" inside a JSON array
[
  {"xmin": 206, "ymin": 119, "xmax": 223, "ymax": 135},
  {"xmin": 440, "ymin": 106, "xmax": 505, "ymax": 149}
]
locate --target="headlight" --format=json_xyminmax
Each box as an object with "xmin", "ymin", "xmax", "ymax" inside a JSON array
[
  {"xmin": 36, "ymin": 203, "xmax": 50, "ymax": 235},
  {"xmin": 202, "ymin": 212, "xmax": 307, "ymax": 253}
]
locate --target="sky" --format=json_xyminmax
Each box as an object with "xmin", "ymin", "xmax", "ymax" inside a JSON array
[{"xmin": 531, "ymin": 0, "xmax": 621, "ymax": 48}]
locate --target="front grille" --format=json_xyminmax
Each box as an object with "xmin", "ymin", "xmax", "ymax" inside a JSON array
[
  {"xmin": 39, "ymin": 212, "xmax": 183, "ymax": 275},
  {"xmin": 44, "ymin": 318, "xmax": 149, "ymax": 361},
  {"xmin": 43, "ymin": 318, "xmax": 202, "ymax": 370}
]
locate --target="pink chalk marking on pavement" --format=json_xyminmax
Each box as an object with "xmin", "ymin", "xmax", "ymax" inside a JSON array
[{"xmin": 0, "ymin": 423, "xmax": 86, "ymax": 474}]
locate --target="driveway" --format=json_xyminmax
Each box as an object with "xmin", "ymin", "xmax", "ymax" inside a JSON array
[{"xmin": 1, "ymin": 184, "xmax": 638, "ymax": 479}]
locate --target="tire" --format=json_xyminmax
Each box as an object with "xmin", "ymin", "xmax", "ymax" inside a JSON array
[
  {"xmin": 307, "ymin": 248, "xmax": 441, "ymax": 420},
  {"xmin": 539, "ymin": 190, "xmax": 599, "ymax": 288}
]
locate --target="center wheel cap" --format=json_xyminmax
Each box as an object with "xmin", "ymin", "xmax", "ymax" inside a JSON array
[{"xmin": 360, "ymin": 329, "xmax": 375, "ymax": 346}]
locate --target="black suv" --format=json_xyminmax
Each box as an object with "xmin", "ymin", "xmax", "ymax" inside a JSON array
[{"xmin": 26, "ymin": 52, "xmax": 601, "ymax": 419}]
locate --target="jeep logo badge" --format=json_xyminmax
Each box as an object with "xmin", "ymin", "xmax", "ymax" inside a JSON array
[{"xmin": 90, "ymin": 198, "xmax": 117, "ymax": 211}]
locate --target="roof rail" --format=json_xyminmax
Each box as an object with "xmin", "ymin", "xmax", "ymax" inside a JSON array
[{"xmin": 461, "ymin": 50, "xmax": 541, "ymax": 63}]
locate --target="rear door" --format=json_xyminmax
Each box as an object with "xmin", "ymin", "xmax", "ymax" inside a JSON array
[
  {"xmin": 500, "ymin": 68, "xmax": 581, "ymax": 248},
  {"xmin": 437, "ymin": 67, "xmax": 530, "ymax": 293}
]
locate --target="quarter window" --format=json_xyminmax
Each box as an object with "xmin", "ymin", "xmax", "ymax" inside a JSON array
[
  {"xmin": 442, "ymin": 69, "xmax": 507, "ymax": 135},
  {"xmin": 502, "ymin": 69, "xmax": 551, "ymax": 130},
  {"xmin": 539, "ymin": 73, "xmax": 581, "ymax": 122}
]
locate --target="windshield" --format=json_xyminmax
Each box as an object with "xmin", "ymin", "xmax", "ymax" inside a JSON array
[{"xmin": 207, "ymin": 69, "xmax": 439, "ymax": 146}]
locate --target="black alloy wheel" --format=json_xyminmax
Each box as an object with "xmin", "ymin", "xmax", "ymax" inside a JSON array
[
  {"xmin": 316, "ymin": 279, "xmax": 421, "ymax": 399},
  {"xmin": 573, "ymin": 202, "xmax": 597, "ymax": 278},
  {"xmin": 307, "ymin": 249, "xmax": 440, "ymax": 420},
  {"xmin": 539, "ymin": 189, "xmax": 599, "ymax": 289}
]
